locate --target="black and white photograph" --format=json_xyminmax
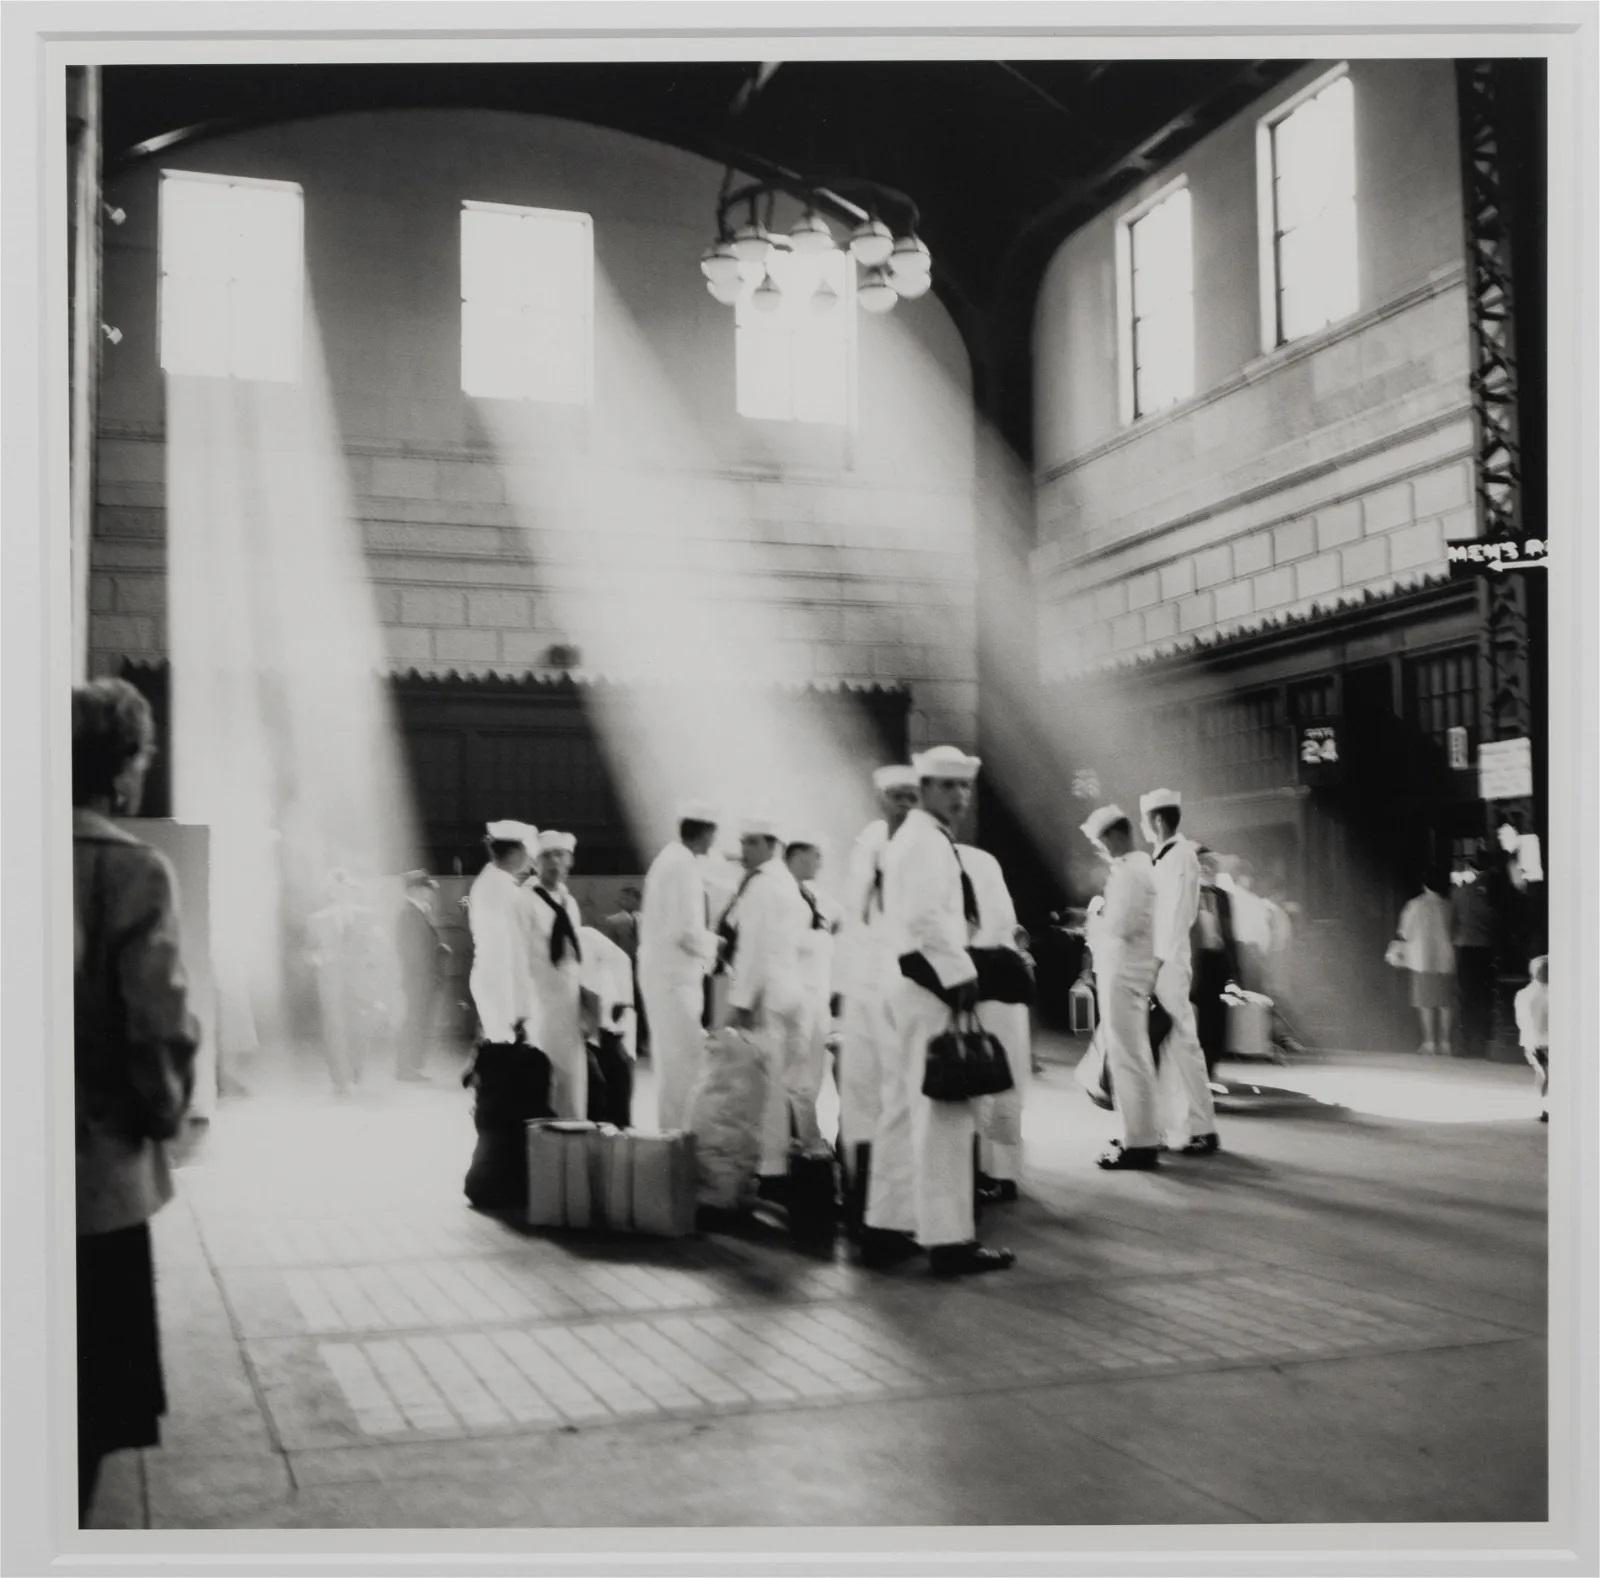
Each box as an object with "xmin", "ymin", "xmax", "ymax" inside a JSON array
[{"xmin": 3, "ymin": 4, "xmax": 1597, "ymax": 1572}]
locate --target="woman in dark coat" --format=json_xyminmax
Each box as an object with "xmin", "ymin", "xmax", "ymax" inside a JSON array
[{"xmin": 73, "ymin": 679, "xmax": 199, "ymax": 1519}]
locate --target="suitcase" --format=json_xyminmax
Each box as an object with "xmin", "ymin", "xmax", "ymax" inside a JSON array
[
  {"xmin": 1225, "ymin": 993, "xmax": 1273, "ymax": 1059},
  {"xmin": 464, "ymin": 1042, "xmax": 554, "ymax": 1211},
  {"xmin": 600, "ymin": 1130, "xmax": 697, "ymax": 1238},
  {"xmin": 1069, "ymin": 977, "xmax": 1098, "ymax": 1035},
  {"xmin": 526, "ymin": 1120, "xmax": 606, "ymax": 1229},
  {"xmin": 786, "ymin": 1144, "xmax": 839, "ymax": 1244}
]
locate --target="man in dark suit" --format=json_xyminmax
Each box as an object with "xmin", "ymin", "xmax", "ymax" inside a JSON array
[
  {"xmin": 1190, "ymin": 847, "xmax": 1240, "ymax": 1078},
  {"xmin": 395, "ymin": 871, "xmax": 450, "ymax": 1081}
]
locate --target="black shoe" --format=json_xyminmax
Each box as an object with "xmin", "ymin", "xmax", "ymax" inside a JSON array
[
  {"xmin": 1096, "ymin": 1144, "xmax": 1160, "ymax": 1171},
  {"xmin": 928, "ymin": 1242, "xmax": 1016, "ymax": 1277},
  {"xmin": 1178, "ymin": 1133, "xmax": 1220, "ymax": 1156},
  {"xmin": 857, "ymin": 1227, "xmax": 922, "ymax": 1269},
  {"xmin": 1539, "ymin": 1111, "xmax": 1549, "ymax": 1123},
  {"xmin": 976, "ymin": 1178, "xmax": 1019, "ymax": 1204}
]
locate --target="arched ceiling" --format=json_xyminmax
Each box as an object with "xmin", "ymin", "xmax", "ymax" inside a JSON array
[{"xmin": 102, "ymin": 58, "xmax": 1305, "ymax": 329}]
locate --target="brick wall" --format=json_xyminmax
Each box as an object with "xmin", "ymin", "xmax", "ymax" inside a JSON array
[
  {"xmin": 1031, "ymin": 60, "xmax": 1472, "ymax": 680},
  {"xmin": 91, "ymin": 111, "xmax": 980, "ymax": 752}
]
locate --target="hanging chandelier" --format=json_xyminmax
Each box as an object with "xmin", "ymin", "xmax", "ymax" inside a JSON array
[{"xmin": 699, "ymin": 174, "xmax": 933, "ymax": 316}]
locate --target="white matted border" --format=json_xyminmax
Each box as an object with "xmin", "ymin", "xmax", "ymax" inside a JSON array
[{"xmin": 2, "ymin": 3, "xmax": 1596, "ymax": 1575}]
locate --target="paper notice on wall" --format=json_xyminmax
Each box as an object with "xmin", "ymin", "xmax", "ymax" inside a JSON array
[{"xmin": 1478, "ymin": 737, "xmax": 1533, "ymax": 802}]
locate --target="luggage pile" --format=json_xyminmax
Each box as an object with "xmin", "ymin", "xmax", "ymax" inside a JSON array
[{"xmin": 526, "ymin": 1121, "xmax": 698, "ymax": 1237}]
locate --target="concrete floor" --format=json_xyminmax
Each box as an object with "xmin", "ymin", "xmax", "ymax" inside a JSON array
[{"xmin": 86, "ymin": 1035, "xmax": 1548, "ymax": 1532}]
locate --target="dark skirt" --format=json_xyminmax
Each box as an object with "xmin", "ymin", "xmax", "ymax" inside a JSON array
[{"xmin": 77, "ymin": 1223, "xmax": 165, "ymax": 1461}]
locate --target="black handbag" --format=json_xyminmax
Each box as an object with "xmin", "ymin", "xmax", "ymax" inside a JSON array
[{"xmin": 922, "ymin": 1009, "xmax": 1015, "ymax": 1103}]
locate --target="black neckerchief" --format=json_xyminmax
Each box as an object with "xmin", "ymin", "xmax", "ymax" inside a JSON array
[
  {"xmin": 1153, "ymin": 839, "xmax": 1176, "ymax": 866},
  {"xmin": 799, "ymin": 882, "xmax": 826, "ymax": 932},
  {"xmin": 937, "ymin": 825, "xmax": 981, "ymax": 929},
  {"xmin": 714, "ymin": 868, "xmax": 759, "ymax": 975},
  {"xmin": 532, "ymin": 885, "xmax": 582, "ymax": 966}
]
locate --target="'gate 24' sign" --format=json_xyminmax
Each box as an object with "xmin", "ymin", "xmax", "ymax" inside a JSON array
[{"xmin": 1298, "ymin": 724, "xmax": 1341, "ymax": 784}]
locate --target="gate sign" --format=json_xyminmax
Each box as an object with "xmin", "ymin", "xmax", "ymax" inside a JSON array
[
  {"xmin": 1447, "ymin": 536, "xmax": 1548, "ymax": 576},
  {"xmin": 1479, "ymin": 736, "xmax": 1533, "ymax": 801},
  {"xmin": 1298, "ymin": 723, "xmax": 1340, "ymax": 784},
  {"xmin": 1447, "ymin": 725, "xmax": 1471, "ymax": 771}
]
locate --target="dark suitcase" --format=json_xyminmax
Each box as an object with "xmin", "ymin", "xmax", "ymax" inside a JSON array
[
  {"xmin": 585, "ymin": 1031, "xmax": 634, "ymax": 1129},
  {"xmin": 463, "ymin": 1040, "xmax": 554, "ymax": 1210},
  {"xmin": 786, "ymin": 1144, "xmax": 840, "ymax": 1244}
]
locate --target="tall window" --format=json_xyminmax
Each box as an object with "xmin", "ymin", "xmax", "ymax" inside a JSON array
[
  {"xmin": 1261, "ymin": 70, "xmax": 1358, "ymax": 346},
  {"xmin": 1118, "ymin": 182, "xmax": 1195, "ymax": 420},
  {"xmin": 735, "ymin": 250, "xmax": 854, "ymax": 424},
  {"xmin": 460, "ymin": 202, "xmax": 593, "ymax": 404},
  {"xmin": 159, "ymin": 171, "xmax": 304, "ymax": 381}
]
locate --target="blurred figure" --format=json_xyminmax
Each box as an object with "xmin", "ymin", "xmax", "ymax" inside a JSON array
[
  {"xmin": 1451, "ymin": 859, "xmax": 1496, "ymax": 1057},
  {"xmin": 1514, "ymin": 955, "xmax": 1549, "ymax": 1121},
  {"xmin": 1190, "ymin": 847, "xmax": 1240, "ymax": 1077},
  {"xmin": 711, "ymin": 816, "xmax": 808, "ymax": 1197},
  {"xmin": 394, "ymin": 870, "xmax": 449, "ymax": 1082},
  {"xmin": 835, "ymin": 765, "xmax": 919, "ymax": 1236},
  {"xmin": 600, "ymin": 884, "xmax": 645, "ymax": 1055},
  {"xmin": 466, "ymin": 821, "xmax": 535, "ymax": 1046},
  {"xmin": 306, "ymin": 868, "xmax": 382, "ymax": 1093},
  {"xmin": 1225, "ymin": 860, "xmax": 1272, "ymax": 993},
  {"xmin": 1141, "ymin": 789, "xmax": 1218, "ymax": 1156},
  {"xmin": 580, "ymin": 922, "xmax": 636, "ymax": 1128},
  {"xmin": 638, "ymin": 805, "xmax": 719, "ymax": 1130},
  {"xmin": 524, "ymin": 831, "xmax": 588, "ymax": 1120},
  {"xmin": 73, "ymin": 678, "xmax": 200, "ymax": 1520},
  {"xmin": 1081, "ymin": 805, "xmax": 1160, "ymax": 1172},
  {"xmin": 1397, "ymin": 873, "xmax": 1457, "ymax": 1055},
  {"xmin": 783, "ymin": 833, "xmax": 841, "ymax": 1157},
  {"xmin": 863, "ymin": 746, "xmax": 1014, "ymax": 1276},
  {"xmin": 960, "ymin": 842, "xmax": 1031, "ymax": 1202}
]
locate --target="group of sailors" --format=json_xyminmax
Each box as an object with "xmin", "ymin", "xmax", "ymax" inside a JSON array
[{"xmin": 460, "ymin": 749, "xmax": 1233, "ymax": 1280}]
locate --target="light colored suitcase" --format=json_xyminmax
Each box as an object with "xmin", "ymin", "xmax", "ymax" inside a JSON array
[
  {"xmin": 1225, "ymin": 994, "xmax": 1272, "ymax": 1059},
  {"xmin": 526, "ymin": 1120, "xmax": 604, "ymax": 1229},
  {"xmin": 599, "ymin": 1131, "xmax": 697, "ymax": 1237}
]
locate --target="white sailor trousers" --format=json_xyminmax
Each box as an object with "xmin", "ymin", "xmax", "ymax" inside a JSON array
[
  {"xmin": 639, "ymin": 966, "xmax": 705, "ymax": 1132},
  {"xmin": 837, "ymin": 984, "xmax": 891, "ymax": 1162},
  {"xmin": 756, "ymin": 1002, "xmax": 823, "ymax": 1172},
  {"xmin": 1102, "ymin": 961, "xmax": 1161, "ymax": 1150},
  {"xmin": 1154, "ymin": 955, "xmax": 1216, "ymax": 1144},
  {"xmin": 977, "ymin": 1000, "xmax": 1031, "ymax": 1183},
  {"xmin": 869, "ymin": 978, "xmax": 976, "ymax": 1249}
]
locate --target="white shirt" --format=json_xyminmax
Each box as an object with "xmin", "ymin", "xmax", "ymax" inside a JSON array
[
  {"xmin": 1514, "ymin": 979, "xmax": 1548, "ymax": 1051},
  {"xmin": 1150, "ymin": 836, "xmax": 1202, "ymax": 965},
  {"xmin": 956, "ymin": 844, "xmax": 1019, "ymax": 950},
  {"xmin": 466, "ymin": 863, "xmax": 532, "ymax": 1043},
  {"xmin": 792, "ymin": 874, "xmax": 842, "ymax": 1008},
  {"xmin": 580, "ymin": 925, "xmax": 637, "ymax": 1058},
  {"xmin": 720, "ymin": 858, "xmax": 809, "ymax": 1017},
  {"xmin": 523, "ymin": 881, "xmax": 584, "ymax": 1041},
  {"xmin": 638, "ymin": 840, "xmax": 716, "ymax": 981},
  {"xmin": 883, "ymin": 808, "xmax": 977, "ymax": 991},
  {"xmin": 835, "ymin": 819, "xmax": 894, "ymax": 999},
  {"xmin": 1087, "ymin": 851, "xmax": 1157, "ymax": 977},
  {"xmin": 1398, "ymin": 891, "xmax": 1455, "ymax": 975},
  {"xmin": 1226, "ymin": 881, "xmax": 1271, "ymax": 951}
]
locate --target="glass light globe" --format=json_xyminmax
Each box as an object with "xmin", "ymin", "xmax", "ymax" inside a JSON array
[
  {"xmin": 789, "ymin": 209, "xmax": 836, "ymax": 254},
  {"xmin": 888, "ymin": 235, "xmax": 932, "ymax": 283},
  {"xmin": 848, "ymin": 218, "xmax": 894, "ymax": 267},
  {"xmin": 706, "ymin": 276, "xmax": 742, "ymax": 306},
  {"xmin": 702, "ymin": 241, "xmax": 741, "ymax": 286},
  {"xmin": 737, "ymin": 257, "xmax": 764, "ymax": 289},
  {"xmin": 810, "ymin": 276, "xmax": 840, "ymax": 315},
  {"xmin": 857, "ymin": 266, "xmax": 898, "ymax": 314},
  {"xmin": 732, "ymin": 221, "xmax": 774, "ymax": 264},
  {"xmin": 752, "ymin": 271, "xmax": 785, "ymax": 313},
  {"xmin": 892, "ymin": 268, "xmax": 933, "ymax": 300}
]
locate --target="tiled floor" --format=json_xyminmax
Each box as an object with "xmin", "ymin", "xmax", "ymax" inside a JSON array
[{"xmin": 87, "ymin": 1038, "xmax": 1550, "ymax": 1530}]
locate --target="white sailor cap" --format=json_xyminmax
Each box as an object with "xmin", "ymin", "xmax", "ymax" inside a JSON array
[
  {"xmin": 678, "ymin": 799, "xmax": 720, "ymax": 825},
  {"xmin": 486, "ymin": 820, "xmax": 531, "ymax": 844},
  {"xmin": 872, "ymin": 765, "xmax": 918, "ymax": 793},
  {"xmin": 1080, "ymin": 804, "xmax": 1131, "ymax": 844},
  {"xmin": 912, "ymin": 744, "xmax": 982, "ymax": 782},
  {"xmin": 1139, "ymin": 788, "xmax": 1182, "ymax": 817},
  {"xmin": 739, "ymin": 814, "xmax": 781, "ymax": 840},
  {"xmin": 537, "ymin": 830, "xmax": 577, "ymax": 855}
]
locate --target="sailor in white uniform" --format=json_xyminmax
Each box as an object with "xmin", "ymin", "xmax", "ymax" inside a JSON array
[
  {"xmin": 1080, "ymin": 805, "xmax": 1162, "ymax": 1170},
  {"xmin": 713, "ymin": 815, "xmax": 810, "ymax": 1188},
  {"xmin": 1141, "ymin": 788, "xmax": 1220, "ymax": 1155},
  {"xmin": 466, "ymin": 820, "xmax": 536, "ymax": 1045},
  {"xmin": 862, "ymin": 745, "xmax": 1016, "ymax": 1277},
  {"xmin": 783, "ymin": 832, "xmax": 842, "ymax": 1152},
  {"xmin": 959, "ymin": 842, "xmax": 1032, "ymax": 1200},
  {"xmin": 637, "ymin": 803, "xmax": 719, "ymax": 1131},
  {"xmin": 523, "ymin": 830, "xmax": 587, "ymax": 1120},
  {"xmin": 835, "ymin": 766, "xmax": 920, "ymax": 1227}
]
